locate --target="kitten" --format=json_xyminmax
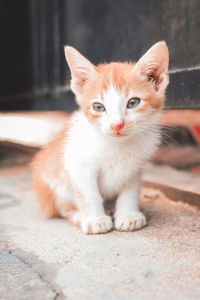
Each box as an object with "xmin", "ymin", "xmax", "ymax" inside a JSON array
[{"xmin": 32, "ymin": 41, "xmax": 169, "ymax": 234}]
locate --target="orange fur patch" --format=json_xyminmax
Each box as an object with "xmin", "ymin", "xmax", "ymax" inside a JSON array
[
  {"xmin": 79, "ymin": 62, "xmax": 163, "ymax": 119},
  {"xmin": 32, "ymin": 124, "xmax": 71, "ymax": 218},
  {"xmin": 33, "ymin": 174, "xmax": 59, "ymax": 218},
  {"xmin": 32, "ymin": 121, "xmax": 89, "ymax": 230}
]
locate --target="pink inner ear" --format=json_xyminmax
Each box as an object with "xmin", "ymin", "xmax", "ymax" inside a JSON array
[
  {"xmin": 134, "ymin": 41, "xmax": 169, "ymax": 91},
  {"xmin": 73, "ymin": 76, "xmax": 88, "ymax": 91},
  {"xmin": 64, "ymin": 46, "xmax": 96, "ymax": 94},
  {"xmin": 146, "ymin": 68, "xmax": 158, "ymax": 83},
  {"xmin": 143, "ymin": 65, "xmax": 167, "ymax": 91},
  {"xmin": 145, "ymin": 65, "xmax": 165, "ymax": 90}
]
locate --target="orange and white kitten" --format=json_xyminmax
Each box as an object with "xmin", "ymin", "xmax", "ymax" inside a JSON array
[{"xmin": 32, "ymin": 41, "xmax": 169, "ymax": 234}]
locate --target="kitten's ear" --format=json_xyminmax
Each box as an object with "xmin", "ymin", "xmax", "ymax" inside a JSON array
[
  {"xmin": 134, "ymin": 41, "xmax": 169, "ymax": 93},
  {"xmin": 64, "ymin": 46, "xmax": 96, "ymax": 95}
]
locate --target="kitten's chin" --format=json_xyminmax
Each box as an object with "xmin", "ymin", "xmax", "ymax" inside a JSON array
[
  {"xmin": 112, "ymin": 133, "xmax": 127, "ymax": 138},
  {"xmin": 104, "ymin": 131, "xmax": 130, "ymax": 140}
]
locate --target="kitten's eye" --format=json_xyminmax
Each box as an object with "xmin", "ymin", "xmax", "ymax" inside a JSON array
[
  {"xmin": 127, "ymin": 98, "xmax": 140, "ymax": 109},
  {"xmin": 92, "ymin": 102, "xmax": 106, "ymax": 112}
]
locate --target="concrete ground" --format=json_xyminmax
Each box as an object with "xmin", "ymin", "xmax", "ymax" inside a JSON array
[{"xmin": 0, "ymin": 150, "xmax": 200, "ymax": 300}]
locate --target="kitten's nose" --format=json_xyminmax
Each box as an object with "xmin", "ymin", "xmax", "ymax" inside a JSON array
[{"xmin": 110, "ymin": 122, "xmax": 124, "ymax": 132}]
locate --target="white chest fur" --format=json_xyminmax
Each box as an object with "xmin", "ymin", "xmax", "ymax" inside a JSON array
[
  {"xmin": 97, "ymin": 141, "xmax": 140, "ymax": 200},
  {"xmin": 64, "ymin": 111, "xmax": 159, "ymax": 201}
]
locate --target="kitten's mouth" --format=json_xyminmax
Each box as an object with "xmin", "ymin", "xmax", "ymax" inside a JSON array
[
  {"xmin": 105, "ymin": 130, "xmax": 128, "ymax": 138},
  {"xmin": 112, "ymin": 131, "xmax": 127, "ymax": 137},
  {"xmin": 116, "ymin": 131, "xmax": 124, "ymax": 136}
]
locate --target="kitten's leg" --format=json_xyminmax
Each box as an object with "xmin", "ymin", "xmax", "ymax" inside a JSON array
[
  {"xmin": 114, "ymin": 173, "xmax": 146, "ymax": 231},
  {"xmin": 72, "ymin": 170, "xmax": 113, "ymax": 234},
  {"xmin": 33, "ymin": 175, "xmax": 59, "ymax": 218}
]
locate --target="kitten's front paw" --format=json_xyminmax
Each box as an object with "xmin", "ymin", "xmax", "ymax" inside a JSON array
[
  {"xmin": 114, "ymin": 212, "xmax": 146, "ymax": 232},
  {"xmin": 81, "ymin": 215, "xmax": 113, "ymax": 234}
]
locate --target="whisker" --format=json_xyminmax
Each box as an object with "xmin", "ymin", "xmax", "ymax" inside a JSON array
[
  {"xmin": 134, "ymin": 125, "xmax": 178, "ymax": 146},
  {"xmin": 159, "ymin": 124, "xmax": 186, "ymax": 135}
]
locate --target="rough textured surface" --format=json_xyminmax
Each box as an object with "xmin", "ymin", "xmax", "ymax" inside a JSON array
[
  {"xmin": 143, "ymin": 163, "xmax": 200, "ymax": 208},
  {"xmin": 0, "ymin": 161, "xmax": 200, "ymax": 299},
  {"xmin": 0, "ymin": 250, "xmax": 57, "ymax": 300}
]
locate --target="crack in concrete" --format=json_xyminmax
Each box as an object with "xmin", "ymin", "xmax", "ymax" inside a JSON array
[{"xmin": 8, "ymin": 250, "xmax": 60, "ymax": 300}]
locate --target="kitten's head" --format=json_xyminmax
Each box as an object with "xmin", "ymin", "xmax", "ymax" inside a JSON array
[{"xmin": 64, "ymin": 42, "xmax": 169, "ymax": 140}]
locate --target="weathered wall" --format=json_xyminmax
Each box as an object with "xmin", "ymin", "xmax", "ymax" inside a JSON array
[{"xmin": 0, "ymin": 0, "xmax": 199, "ymax": 109}]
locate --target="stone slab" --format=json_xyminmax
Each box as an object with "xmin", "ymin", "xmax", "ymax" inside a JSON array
[
  {"xmin": 0, "ymin": 163, "xmax": 200, "ymax": 300},
  {"xmin": 142, "ymin": 163, "xmax": 200, "ymax": 208},
  {"xmin": 0, "ymin": 250, "xmax": 57, "ymax": 300}
]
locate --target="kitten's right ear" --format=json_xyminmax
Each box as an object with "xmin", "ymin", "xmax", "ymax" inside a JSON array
[
  {"xmin": 64, "ymin": 46, "xmax": 96, "ymax": 95},
  {"xmin": 134, "ymin": 41, "xmax": 169, "ymax": 95}
]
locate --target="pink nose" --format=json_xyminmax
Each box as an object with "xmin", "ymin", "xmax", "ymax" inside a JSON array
[{"xmin": 111, "ymin": 122, "xmax": 124, "ymax": 132}]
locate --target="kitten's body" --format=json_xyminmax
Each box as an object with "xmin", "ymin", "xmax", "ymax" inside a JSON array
[
  {"xmin": 32, "ymin": 42, "xmax": 169, "ymax": 234},
  {"xmin": 64, "ymin": 110, "xmax": 160, "ymax": 201}
]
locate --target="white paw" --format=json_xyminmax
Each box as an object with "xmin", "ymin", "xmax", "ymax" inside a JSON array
[
  {"xmin": 114, "ymin": 212, "xmax": 146, "ymax": 232},
  {"xmin": 81, "ymin": 215, "xmax": 113, "ymax": 234}
]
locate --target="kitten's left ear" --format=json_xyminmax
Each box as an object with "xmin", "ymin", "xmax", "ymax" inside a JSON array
[
  {"xmin": 134, "ymin": 41, "xmax": 169, "ymax": 93},
  {"xmin": 64, "ymin": 46, "xmax": 97, "ymax": 96}
]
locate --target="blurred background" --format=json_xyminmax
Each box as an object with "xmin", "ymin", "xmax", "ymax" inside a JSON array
[
  {"xmin": 0, "ymin": 0, "xmax": 200, "ymax": 110},
  {"xmin": 0, "ymin": 0, "xmax": 200, "ymax": 170}
]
